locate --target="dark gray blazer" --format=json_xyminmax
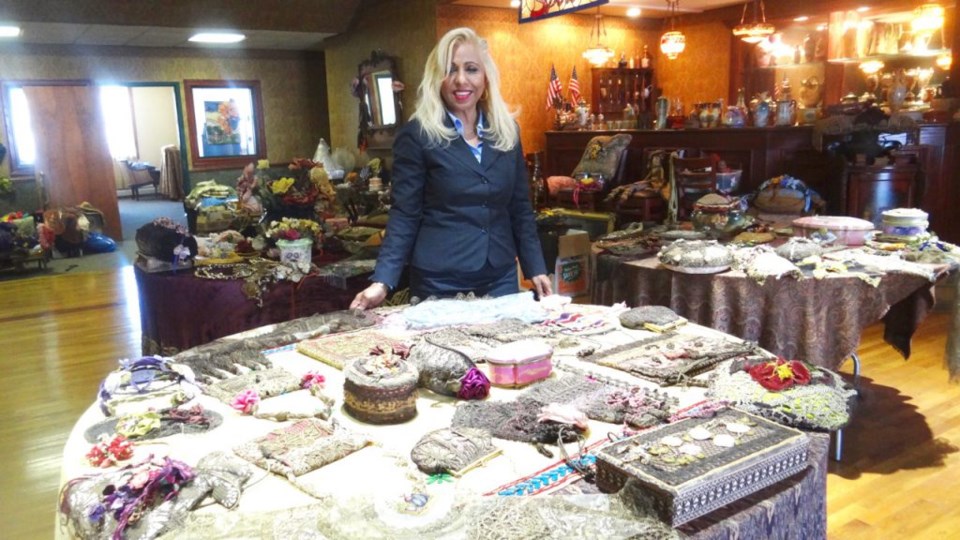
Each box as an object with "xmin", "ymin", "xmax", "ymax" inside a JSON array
[{"xmin": 370, "ymin": 118, "xmax": 546, "ymax": 289}]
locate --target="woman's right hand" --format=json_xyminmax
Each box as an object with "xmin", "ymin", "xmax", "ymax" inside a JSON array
[{"xmin": 350, "ymin": 282, "xmax": 390, "ymax": 311}]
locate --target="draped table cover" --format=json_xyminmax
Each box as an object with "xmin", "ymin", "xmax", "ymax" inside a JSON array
[
  {"xmin": 59, "ymin": 310, "xmax": 828, "ymax": 539},
  {"xmin": 135, "ymin": 256, "xmax": 372, "ymax": 356},
  {"xmin": 595, "ymin": 253, "xmax": 954, "ymax": 370}
]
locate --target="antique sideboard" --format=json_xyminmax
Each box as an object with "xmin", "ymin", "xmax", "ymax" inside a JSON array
[{"xmin": 544, "ymin": 123, "xmax": 960, "ymax": 242}]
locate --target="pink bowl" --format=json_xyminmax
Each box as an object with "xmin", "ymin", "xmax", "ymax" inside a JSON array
[{"xmin": 791, "ymin": 216, "xmax": 875, "ymax": 246}]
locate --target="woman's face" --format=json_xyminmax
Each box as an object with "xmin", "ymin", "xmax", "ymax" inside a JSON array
[{"xmin": 441, "ymin": 42, "xmax": 486, "ymax": 118}]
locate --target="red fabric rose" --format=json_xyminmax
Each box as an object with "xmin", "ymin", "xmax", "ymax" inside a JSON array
[{"xmin": 746, "ymin": 358, "xmax": 812, "ymax": 391}]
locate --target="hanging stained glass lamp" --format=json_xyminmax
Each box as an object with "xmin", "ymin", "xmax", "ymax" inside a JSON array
[{"xmin": 660, "ymin": 0, "xmax": 686, "ymax": 60}]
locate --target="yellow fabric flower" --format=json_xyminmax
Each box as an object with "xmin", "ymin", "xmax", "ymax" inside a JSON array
[
  {"xmin": 271, "ymin": 177, "xmax": 295, "ymax": 195},
  {"xmin": 257, "ymin": 159, "xmax": 270, "ymax": 170}
]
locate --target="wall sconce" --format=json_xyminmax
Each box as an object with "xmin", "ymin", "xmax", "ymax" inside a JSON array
[
  {"xmin": 582, "ymin": 6, "xmax": 615, "ymax": 67},
  {"xmin": 660, "ymin": 0, "xmax": 686, "ymax": 60},
  {"xmin": 912, "ymin": 3, "xmax": 944, "ymax": 33},
  {"xmin": 733, "ymin": 0, "xmax": 775, "ymax": 44}
]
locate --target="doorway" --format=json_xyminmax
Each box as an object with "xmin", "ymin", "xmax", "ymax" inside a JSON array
[{"xmin": 103, "ymin": 82, "xmax": 188, "ymax": 239}]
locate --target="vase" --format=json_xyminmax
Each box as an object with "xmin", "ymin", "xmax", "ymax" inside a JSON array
[{"xmin": 277, "ymin": 238, "xmax": 313, "ymax": 272}]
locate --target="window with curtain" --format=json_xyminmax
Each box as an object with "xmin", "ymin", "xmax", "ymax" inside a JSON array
[
  {"xmin": 99, "ymin": 85, "xmax": 138, "ymax": 160},
  {"xmin": 3, "ymin": 86, "xmax": 37, "ymax": 171}
]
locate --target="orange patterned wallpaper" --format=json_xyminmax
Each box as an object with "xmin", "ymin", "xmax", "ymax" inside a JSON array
[
  {"xmin": 0, "ymin": 46, "xmax": 328, "ymax": 172},
  {"xmin": 656, "ymin": 20, "xmax": 732, "ymax": 113},
  {"xmin": 324, "ymin": 0, "xmax": 438, "ymax": 155},
  {"xmin": 437, "ymin": 5, "xmax": 661, "ymax": 153}
]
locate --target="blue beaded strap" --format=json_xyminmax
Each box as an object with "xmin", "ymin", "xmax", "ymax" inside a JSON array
[{"xmin": 495, "ymin": 455, "xmax": 597, "ymax": 497}]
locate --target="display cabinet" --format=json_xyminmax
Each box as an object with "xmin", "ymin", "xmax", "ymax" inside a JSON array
[{"xmin": 591, "ymin": 67, "xmax": 655, "ymax": 117}]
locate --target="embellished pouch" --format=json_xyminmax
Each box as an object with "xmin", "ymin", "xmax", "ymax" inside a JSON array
[
  {"xmin": 410, "ymin": 428, "xmax": 500, "ymax": 476},
  {"xmin": 234, "ymin": 418, "xmax": 371, "ymax": 478},
  {"xmin": 204, "ymin": 367, "xmax": 301, "ymax": 403}
]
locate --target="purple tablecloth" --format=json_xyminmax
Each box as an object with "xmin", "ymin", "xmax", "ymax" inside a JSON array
[
  {"xmin": 595, "ymin": 253, "xmax": 950, "ymax": 370},
  {"xmin": 136, "ymin": 262, "xmax": 371, "ymax": 356}
]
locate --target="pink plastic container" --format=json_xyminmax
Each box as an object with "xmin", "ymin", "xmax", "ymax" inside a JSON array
[{"xmin": 485, "ymin": 340, "xmax": 553, "ymax": 388}]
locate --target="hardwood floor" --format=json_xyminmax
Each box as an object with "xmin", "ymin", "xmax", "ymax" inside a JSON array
[{"xmin": 0, "ymin": 268, "xmax": 957, "ymax": 538}]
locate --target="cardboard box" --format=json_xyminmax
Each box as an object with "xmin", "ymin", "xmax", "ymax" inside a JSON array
[{"xmin": 552, "ymin": 229, "xmax": 591, "ymax": 300}]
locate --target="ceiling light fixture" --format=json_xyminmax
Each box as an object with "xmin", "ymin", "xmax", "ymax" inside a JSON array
[
  {"xmin": 732, "ymin": 0, "xmax": 774, "ymax": 44},
  {"xmin": 189, "ymin": 32, "xmax": 246, "ymax": 44},
  {"xmin": 0, "ymin": 25, "xmax": 22, "ymax": 38},
  {"xmin": 912, "ymin": 3, "xmax": 944, "ymax": 33},
  {"xmin": 660, "ymin": 0, "xmax": 685, "ymax": 60},
  {"xmin": 627, "ymin": 7, "xmax": 642, "ymax": 18},
  {"xmin": 582, "ymin": 7, "xmax": 615, "ymax": 67},
  {"xmin": 510, "ymin": 0, "xmax": 521, "ymax": 8}
]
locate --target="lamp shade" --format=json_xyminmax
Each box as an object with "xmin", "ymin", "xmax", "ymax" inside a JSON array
[
  {"xmin": 660, "ymin": 31, "xmax": 686, "ymax": 60},
  {"xmin": 733, "ymin": 22, "xmax": 775, "ymax": 43},
  {"xmin": 582, "ymin": 46, "xmax": 615, "ymax": 66}
]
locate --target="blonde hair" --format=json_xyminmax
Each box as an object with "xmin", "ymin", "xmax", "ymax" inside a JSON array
[{"xmin": 411, "ymin": 27, "xmax": 519, "ymax": 152}]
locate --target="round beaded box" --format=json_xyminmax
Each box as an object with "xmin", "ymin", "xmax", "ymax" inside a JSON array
[{"xmin": 343, "ymin": 353, "xmax": 419, "ymax": 424}]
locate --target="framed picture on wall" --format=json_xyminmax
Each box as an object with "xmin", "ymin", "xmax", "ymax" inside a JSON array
[{"xmin": 184, "ymin": 80, "xmax": 266, "ymax": 170}]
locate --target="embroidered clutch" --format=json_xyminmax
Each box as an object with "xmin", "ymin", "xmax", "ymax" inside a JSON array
[
  {"xmin": 233, "ymin": 418, "xmax": 370, "ymax": 478},
  {"xmin": 410, "ymin": 428, "xmax": 500, "ymax": 476},
  {"xmin": 204, "ymin": 368, "xmax": 301, "ymax": 404},
  {"xmin": 297, "ymin": 329, "xmax": 406, "ymax": 369}
]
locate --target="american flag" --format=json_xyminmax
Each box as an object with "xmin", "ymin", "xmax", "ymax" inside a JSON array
[
  {"xmin": 568, "ymin": 66, "xmax": 582, "ymax": 107},
  {"xmin": 546, "ymin": 64, "xmax": 563, "ymax": 110}
]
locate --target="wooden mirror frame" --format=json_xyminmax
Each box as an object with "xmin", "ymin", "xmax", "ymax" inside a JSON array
[
  {"xmin": 356, "ymin": 50, "xmax": 403, "ymax": 150},
  {"xmin": 183, "ymin": 80, "xmax": 266, "ymax": 171}
]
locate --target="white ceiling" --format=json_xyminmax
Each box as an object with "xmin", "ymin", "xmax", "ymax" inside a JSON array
[{"xmin": 2, "ymin": 22, "xmax": 335, "ymax": 50}]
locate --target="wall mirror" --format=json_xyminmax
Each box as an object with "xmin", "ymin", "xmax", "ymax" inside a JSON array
[{"xmin": 355, "ymin": 50, "xmax": 403, "ymax": 150}]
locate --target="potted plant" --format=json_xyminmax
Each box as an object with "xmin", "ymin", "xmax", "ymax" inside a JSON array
[{"xmin": 264, "ymin": 217, "xmax": 322, "ymax": 273}]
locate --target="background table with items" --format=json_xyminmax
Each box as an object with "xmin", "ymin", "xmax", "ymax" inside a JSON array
[
  {"xmin": 594, "ymin": 252, "xmax": 953, "ymax": 370},
  {"xmin": 135, "ymin": 255, "xmax": 374, "ymax": 356},
  {"xmin": 59, "ymin": 306, "xmax": 830, "ymax": 539}
]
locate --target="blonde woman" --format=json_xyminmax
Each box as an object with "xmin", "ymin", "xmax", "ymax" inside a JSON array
[{"xmin": 351, "ymin": 27, "xmax": 551, "ymax": 309}]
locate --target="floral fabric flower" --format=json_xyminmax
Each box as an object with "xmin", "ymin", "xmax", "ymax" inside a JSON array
[
  {"xmin": 86, "ymin": 434, "xmax": 134, "ymax": 468},
  {"xmin": 300, "ymin": 371, "xmax": 326, "ymax": 390},
  {"xmin": 746, "ymin": 357, "xmax": 812, "ymax": 391},
  {"xmin": 230, "ymin": 389, "xmax": 260, "ymax": 415},
  {"xmin": 457, "ymin": 367, "xmax": 491, "ymax": 400}
]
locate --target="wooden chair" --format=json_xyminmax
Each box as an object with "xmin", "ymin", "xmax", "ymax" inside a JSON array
[{"xmin": 671, "ymin": 153, "xmax": 718, "ymax": 219}]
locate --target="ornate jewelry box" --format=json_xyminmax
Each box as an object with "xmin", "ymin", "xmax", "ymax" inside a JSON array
[{"xmin": 595, "ymin": 407, "xmax": 809, "ymax": 527}]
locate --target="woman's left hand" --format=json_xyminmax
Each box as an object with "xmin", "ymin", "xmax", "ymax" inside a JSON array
[{"xmin": 530, "ymin": 274, "xmax": 553, "ymax": 299}]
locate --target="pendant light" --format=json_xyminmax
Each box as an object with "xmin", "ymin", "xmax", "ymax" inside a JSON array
[
  {"xmin": 660, "ymin": 0, "xmax": 686, "ymax": 60},
  {"xmin": 582, "ymin": 7, "xmax": 615, "ymax": 67},
  {"xmin": 733, "ymin": 0, "xmax": 775, "ymax": 44}
]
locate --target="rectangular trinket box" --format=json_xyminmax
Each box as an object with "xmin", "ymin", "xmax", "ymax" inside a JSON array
[
  {"xmin": 595, "ymin": 407, "xmax": 809, "ymax": 527},
  {"xmin": 484, "ymin": 340, "xmax": 553, "ymax": 388}
]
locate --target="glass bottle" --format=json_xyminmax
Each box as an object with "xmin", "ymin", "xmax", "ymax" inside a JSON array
[
  {"xmin": 641, "ymin": 45, "xmax": 652, "ymax": 69},
  {"xmin": 618, "ymin": 52, "xmax": 628, "ymax": 68}
]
